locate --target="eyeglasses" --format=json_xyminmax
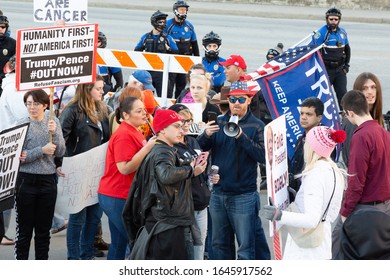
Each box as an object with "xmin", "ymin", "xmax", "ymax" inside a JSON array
[
  {"xmin": 341, "ymin": 110, "xmax": 349, "ymax": 118},
  {"xmin": 183, "ymin": 119, "xmax": 193, "ymax": 126},
  {"xmin": 228, "ymin": 96, "xmax": 247, "ymax": 104},
  {"xmin": 0, "ymin": 26, "xmax": 7, "ymax": 29},
  {"xmin": 328, "ymin": 18, "xmax": 339, "ymax": 22},
  {"xmin": 170, "ymin": 123, "xmax": 183, "ymax": 130},
  {"xmin": 25, "ymin": 102, "xmax": 42, "ymax": 108}
]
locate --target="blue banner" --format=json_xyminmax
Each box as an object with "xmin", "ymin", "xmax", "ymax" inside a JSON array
[{"xmin": 256, "ymin": 50, "xmax": 341, "ymax": 159}]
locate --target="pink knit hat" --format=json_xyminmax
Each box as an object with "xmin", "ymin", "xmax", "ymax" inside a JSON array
[
  {"xmin": 153, "ymin": 109, "xmax": 183, "ymax": 134},
  {"xmin": 306, "ymin": 126, "xmax": 346, "ymax": 158}
]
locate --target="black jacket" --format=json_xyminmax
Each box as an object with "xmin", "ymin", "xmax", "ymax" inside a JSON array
[
  {"xmin": 174, "ymin": 136, "xmax": 210, "ymax": 211},
  {"xmin": 59, "ymin": 103, "xmax": 110, "ymax": 157},
  {"xmin": 122, "ymin": 140, "xmax": 194, "ymax": 243}
]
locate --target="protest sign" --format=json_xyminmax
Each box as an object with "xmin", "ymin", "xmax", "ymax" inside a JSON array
[
  {"xmin": 33, "ymin": 0, "xmax": 88, "ymax": 23},
  {"xmin": 56, "ymin": 143, "xmax": 107, "ymax": 215},
  {"xmin": 0, "ymin": 123, "xmax": 29, "ymax": 212},
  {"xmin": 265, "ymin": 115, "xmax": 289, "ymax": 233},
  {"xmin": 16, "ymin": 23, "xmax": 97, "ymax": 91}
]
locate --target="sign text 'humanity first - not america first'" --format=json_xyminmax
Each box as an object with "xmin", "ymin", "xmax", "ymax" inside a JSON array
[{"xmin": 16, "ymin": 24, "xmax": 97, "ymax": 91}]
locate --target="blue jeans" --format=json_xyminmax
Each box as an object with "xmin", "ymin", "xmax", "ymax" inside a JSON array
[
  {"xmin": 210, "ymin": 191, "xmax": 267, "ymax": 260},
  {"xmin": 193, "ymin": 208, "xmax": 208, "ymax": 260},
  {"xmin": 66, "ymin": 203, "xmax": 103, "ymax": 260},
  {"xmin": 98, "ymin": 194, "xmax": 128, "ymax": 260}
]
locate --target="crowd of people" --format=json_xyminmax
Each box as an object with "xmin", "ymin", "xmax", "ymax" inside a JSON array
[{"xmin": 1, "ymin": 2, "xmax": 390, "ymax": 261}]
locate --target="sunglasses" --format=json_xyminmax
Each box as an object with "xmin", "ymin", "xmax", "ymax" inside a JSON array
[
  {"xmin": 328, "ymin": 18, "xmax": 339, "ymax": 22},
  {"xmin": 0, "ymin": 25, "xmax": 7, "ymax": 29},
  {"xmin": 228, "ymin": 96, "xmax": 247, "ymax": 104}
]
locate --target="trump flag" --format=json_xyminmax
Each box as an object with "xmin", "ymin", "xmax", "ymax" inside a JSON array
[{"xmin": 247, "ymin": 45, "xmax": 341, "ymax": 159}]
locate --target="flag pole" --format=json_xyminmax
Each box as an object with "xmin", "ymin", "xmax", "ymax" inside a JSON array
[
  {"xmin": 49, "ymin": 87, "xmax": 54, "ymax": 144},
  {"xmin": 290, "ymin": 30, "xmax": 319, "ymax": 48}
]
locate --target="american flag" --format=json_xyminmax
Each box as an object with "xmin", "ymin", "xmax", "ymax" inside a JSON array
[{"xmin": 244, "ymin": 44, "xmax": 323, "ymax": 94}]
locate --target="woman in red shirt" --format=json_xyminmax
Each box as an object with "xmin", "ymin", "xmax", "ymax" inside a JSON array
[{"xmin": 98, "ymin": 96, "xmax": 156, "ymax": 259}]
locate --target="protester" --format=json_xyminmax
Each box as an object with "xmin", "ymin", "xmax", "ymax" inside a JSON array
[
  {"xmin": 288, "ymin": 97, "xmax": 324, "ymax": 201},
  {"xmin": 209, "ymin": 86, "xmax": 230, "ymax": 115},
  {"xmin": 169, "ymin": 103, "xmax": 217, "ymax": 259},
  {"xmin": 197, "ymin": 81, "xmax": 270, "ymax": 260},
  {"xmin": 0, "ymin": 55, "xmax": 27, "ymax": 246},
  {"xmin": 57, "ymin": 75, "xmax": 111, "ymax": 260},
  {"xmin": 266, "ymin": 43, "xmax": 284, "ymax": 61},
  {"xmin": 123, "ymin": 109, "xmax": 206, "ymax": 259},
  {"xmin": 175, "ymin": 63, "xmax": 216, "ymax": 103},
  {"xmin": 220, "ymin": 54, "xmax": 271, "ymax": 124},
  {"xmin": 201, "ymin": 31, "xmax": 226, "ymax": 93},
  {"xmin": 98, "ymin": 97, "xmax": 156, "ymax": 259},
  {"xmin": 97, "ymin": 31, "xmax": 124, "ymax": 95},
  {"xmin": 339, "ymin": 90, "xmax": 390, "ymax": 220},
  {"xmin": 181, "ymin": 73, "xmax": 220, "ymax": 131},
  {"xmin": 261, "ymin": 126, "xmax": 346, "ymax": 259},
  {"xmin": 135, "ymin": 10, "xmax": 178, "ymax": 97},
  {"xmin": 165, "ymin": 1, "xmax": 199, "ymax": 98},
  {"xmin": 331, "ymin": 74, "xmax": 387, "ymax": 258},
  {"xmin": 15, "ymin": 89, "xmax": 66, "ymax": 259},
  {"xmin": 310, "ymin": 7, "xmax": 351, "ymax": 108},
  {"xmin": 341, "ymin": 72, "xmax": 384, "ymax": 166}
]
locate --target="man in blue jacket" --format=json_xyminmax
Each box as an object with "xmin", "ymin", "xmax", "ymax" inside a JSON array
[{"xmin": 197, "ymin": 81, "xmax": 270, "ymax": 260}]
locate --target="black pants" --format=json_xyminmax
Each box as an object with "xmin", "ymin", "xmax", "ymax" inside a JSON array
[
  {"xmin": 326, "ymin": 66, "xmax": 347, "ymax": 110},
  {"xmin": 15, "ymin": 172, "xmax": 57, "ymax": 260},
  {"xmin": 168, "ymin": 73, "xmax": 187, "ymax": 99},
  {"xmin": 0, "ymin": 212, "xmax": 4, "ymax": 242}
]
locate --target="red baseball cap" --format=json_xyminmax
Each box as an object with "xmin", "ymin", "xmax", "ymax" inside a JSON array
[{"xmin": 219, "ymin": 55, "xmax": 247, "ymax": 70}]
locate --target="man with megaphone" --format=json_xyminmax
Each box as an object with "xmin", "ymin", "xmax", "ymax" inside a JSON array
[{"xmin": 197, "ymin": 81, "xmax": 270, "ymax": 260}]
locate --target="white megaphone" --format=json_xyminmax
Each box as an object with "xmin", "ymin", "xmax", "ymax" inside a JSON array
[{"xmin": 223, "ymin": 114, "xmax": 240, "ymax": 137}]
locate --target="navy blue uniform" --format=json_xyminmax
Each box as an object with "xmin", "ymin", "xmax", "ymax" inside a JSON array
[
  {"xmin": 165, "ymin": 18, "xmax": 200, "ymax": 99},
  {"xmin": 134, "ymin": 32, "xmax": 178, "ymax": 97},
  {"xmin": 311, "ymin": 25, "xmax": 351, "ymax": 108},
  {"xmin": 202, "ymin": 57, "xmax": 226, "ymax": 93}
]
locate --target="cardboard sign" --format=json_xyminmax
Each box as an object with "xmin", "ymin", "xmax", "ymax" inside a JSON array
[{"xmin": 33, "ymin": 0, "xmax": 88, "ymax": 23}]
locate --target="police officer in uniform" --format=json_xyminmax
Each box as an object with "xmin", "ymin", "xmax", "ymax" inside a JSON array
[
  {"xmin": 202, "ymin": 31, "xmax": 226, "ymax": 94},
  {"xmin": 311, "ymin": 8, "xmax": 351, "ymax": 109},
  {"xmin": 165, "ymin": 1, "xmax": 200, "ymax": 99},
  {"xmin": 97, "ymin": 31, "xmax": 124, "ymax": 96},
  {"xmin": 135, "ymin": 10, "xmax": 178, "ymax": 98},
  {"xmin": 0, "ymin": 15, "xmax": 16, "ymax": 96}
]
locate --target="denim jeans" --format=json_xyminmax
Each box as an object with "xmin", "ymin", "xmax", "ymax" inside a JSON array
[
  {"xmin": 193, "ymin": 208, "xmax": 208, "ymax": 260},
  {"xmin": 210, "ymin": 191, "xmax": 267, "ymax": 260},
  {"xmin": 98, "ymin": 193, "xmax": 128, "ymax": 260},
  {"xmin": 66, "ymin": 203, "xmax": 103, "ymax": 260}
]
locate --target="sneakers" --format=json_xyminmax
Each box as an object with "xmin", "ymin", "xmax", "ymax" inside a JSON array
[
  {"xmin": 51, "ymin": 220, "xmax": 68, "ymax": 234},
  {"xmin": 1, "ymin": 235, "xmax": 15, "ymax": 246},
  {"xmin": 94, "ymin": 238, "xmax": 110, "ymax": 251}
]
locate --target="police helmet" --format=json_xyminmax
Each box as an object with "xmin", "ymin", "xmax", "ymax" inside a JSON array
[
  {"xmin": 202, "ymin": 31, "xmax": 222, "ymax": 58},
  {"xmin": 173, "ymin": 1, "xmax": 189, "ymax": 21},
  {"xmin": 325, "ymin": 7, "xmax": 342, "ymax": 19},
  {"xmin": 98, "ymin": 31, "xmax": 107, "ymax": 48},
  {"xmin": 151, "ymin": 10, "xmax": 168, "ymax": 31},
  {"xmin": 0, "ymin": 15, "xmax": 9, "ymax": 37}
]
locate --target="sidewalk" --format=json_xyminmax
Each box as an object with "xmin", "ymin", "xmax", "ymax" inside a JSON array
[{"xmin": 87, "ymin": 0, "xmax": 390, "ymax": 24}]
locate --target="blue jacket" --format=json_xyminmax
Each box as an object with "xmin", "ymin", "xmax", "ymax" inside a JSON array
[{"xmin": 197, "ymin": 110, "xmax": 265, "ymax": 194}]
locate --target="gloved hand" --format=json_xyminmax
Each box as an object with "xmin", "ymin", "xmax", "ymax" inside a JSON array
[
  {"xmin": 343, "ymin": 63, "xmax": 350, "ymax": 74},
  {"xmin": 261, "ymin": 205, "xmax": 282, "ymax": 221}
]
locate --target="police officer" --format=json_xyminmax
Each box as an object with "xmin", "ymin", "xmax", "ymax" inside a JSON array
[
  {"xmin": 0, "ymin": 15, "xmax": 16, "ymax": 96},
  {"xmin": 165, "ymin": 1, "xmax": 200, "ymax": 99},
  {"xmin": 312, "ymin": 7, "xmax": 351, "ymax": 109},
  {"xmin": 97, "ymin": 31, "xmax": 124, "ymax": 95},
  {"xmin": 202, "ymin": 31, "xmax": 226, "ymax": 94},
  {"xmin": 135, "ymin": 10, "xmax": 178, "ymax": 97}
]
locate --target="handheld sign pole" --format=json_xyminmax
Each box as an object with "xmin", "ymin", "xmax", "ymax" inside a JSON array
[{"xmin": 49, "ymin": 87, "xmax": 54, "ymax": 144}]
